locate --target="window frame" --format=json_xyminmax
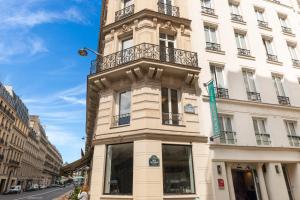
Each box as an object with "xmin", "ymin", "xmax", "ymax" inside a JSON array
[
  {"xmin": 161, "ymin": 87, "xmax": 182, "ymax": 125},
  {"xmin": 235, "ymin": 32, "xmax": 248, "ymax": 50},
  {"xmin": 242, "ymin": 69, "xmax": 257, "ymax": 93},
  {"xmin": 114, "ymin": 89, "xmax": 132, "ymax": 126}
]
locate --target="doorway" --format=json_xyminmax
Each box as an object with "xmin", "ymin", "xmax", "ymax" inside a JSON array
[
  {"xmin": 282, "ymin": 165, "xmax": 294, "ymax": 200},
  {"xmin": 232, "ymin": 169, "xmax": 261, "ymax": 200},
  {"xmin": 0, "ymin": 179, "xmax": 5, "ymax": 193}
]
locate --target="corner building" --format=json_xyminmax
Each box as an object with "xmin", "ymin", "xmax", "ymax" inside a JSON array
[{"xmin": 87, "ymin": 0, "xmax": 300, "ymax": 200}]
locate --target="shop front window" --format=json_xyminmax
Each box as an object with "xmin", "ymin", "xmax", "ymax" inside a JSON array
[
  {"xmin": 162, "ymin": 144, "xmax": 195, "ymax": 194},
  {"xmin": 104, "ymin": 143, "xmax": 133, "ymax": 195}
]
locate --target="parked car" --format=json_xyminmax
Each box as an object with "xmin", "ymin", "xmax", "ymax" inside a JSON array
[
  {"xmin": 39, "ymin": 185, "xmax": 47, "ymax": 189},
  {"xmin": 26, "ymin": 184, "xmax": 39, "ymax": 192},
  {"xmin": 4, "ymin": 185, "xmax": 22, "ymax": 194}
]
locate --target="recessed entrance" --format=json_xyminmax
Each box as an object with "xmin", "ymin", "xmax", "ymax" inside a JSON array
[{"xmin": 232, "ymin": 168, "xmax": 261, "ymax": 200}]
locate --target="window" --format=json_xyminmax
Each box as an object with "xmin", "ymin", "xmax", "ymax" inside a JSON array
[
  {"xmin": 255, "ymin": 9, "xmax": 265, "ymax": 22},
  {"xmin": 123, "ymin": 0, "xmax": 133, "ymax": 8},
  {"xmin": 104, "ymin": 143, "xmax": 133, "ymax": 195},
  {"xmin": 243, "ymin": 70, "xmax": 260, "ymax": 101},
  {"xmin": 218, "ymin": 115, "xmax": 236, "ymax": 144},
  {"xmin": 120, "ymin": 37, "xmax": 133, "ymax": 64},
  {"xmin": 279, "ymin": 16, "xmax": 289, "ymax": 28},
  {"xmin": 229, "ymin": 3, "xmax": 240, "ymax": 15},
  {"xmin": 161, "ymin": 88, "xmax": 181, "ymax": 125},
  {"xmin": 114, "ymin": 90, "xmax": 131, "ymax": 126},
  {"xmin": 202, "ymin": 0, "xmax": 212, "ymax": 8},
  {"xmin": 204, "ymin": 26, "xmax": 220, "ymax": 51},
  {"xmin": 285, "ymin": 121, "xmax": 300, "ymax": 147},
  {"xmin": 272, "ymin": 75, "xmax": 285, "ymax": 97},
  {"xmin": 253, "ymin": 118, "xmax": 271, "ymax": 145},
  {"xmin": 263, "ymin": 38, "xmax": 278, "ymax": 61},
  {"xmin": 288, "ymin": 44, "xmax": 299, "ymax": 63},
  {"xmin": 162, "ymin": 144, "xmax": 195, "ymax": 194},
  {"xmin": 235, "ymin": 32, "xmax": 250, "ymax": 56},
  {"xmin": 211, "ymin": 65, "xmax": 228, "ymax": 98},
  {"xmin": 159, "ymin": 33, "xmax": 175, "ymax": 62},
  {"xmin": 158, "ymin": 0, "xmax": 173, "ymax": 16}
]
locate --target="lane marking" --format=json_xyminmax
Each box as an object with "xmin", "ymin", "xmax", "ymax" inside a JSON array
[{"xmin": 13, "ymin": 188, "xmax": 63, "ymax": 200}]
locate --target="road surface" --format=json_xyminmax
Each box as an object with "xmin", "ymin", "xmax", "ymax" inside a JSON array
[{"xmin": 0, "ymin": 185, "xmax": 74, "ymax": 200}]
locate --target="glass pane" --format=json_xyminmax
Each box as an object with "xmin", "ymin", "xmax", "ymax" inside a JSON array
[
  {"xmin": 122, "ymin": 38, "xmax": 133, "ymax": 50},
  {"xmin": 204, "ymin": 27, "xmax": 210, "ymax": 42},
  {"xmin": 104, "ymin": 143, "xmax": 133, "ymax": 195},
  {"xmin": 211, "ymin": 28, "xmax": 217, "ymax": 43},
  {"xmin": 243, "ymin": 71, "xmax": 250, "ymax": 91},
  {"xmin": 119, "ymin": 91, "xmax": 131, "ymax": 115},
  {"xmin": 124, "ymin": 0, "xmax": 133, "ymax": 7},
  {"xmin": 162, "ymin": 145, "xmax": 195, "ymax": 194},
  {"xmin": 248, "ymin": 72, "xmax": 257, "ymax": 92},
  {"xmin": 253, "ymin": 119, "xmax": 259, "ymax": 134},
  {"xmin": 202, "ymin": 0, "xmax": 212, "ymax": 8},
  {"xmin": 235, "ymin": 34, "xmax": 241, "ymax": 48},
  {"xmin": 216, "ymin": 67, "xmax": 224, "ymax": 88},
  {"xmin": 162, "ymin": 88, "xmax": 169, "ymax": 114},
  {"xmin": 171, "ymin": 89, "xmax": 178, "ymax": 114},
  {"xmin": 240, "ymin": 35, "xmax": 247, "ymax": 49}
]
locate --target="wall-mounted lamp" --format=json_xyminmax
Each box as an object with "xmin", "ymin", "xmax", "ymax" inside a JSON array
[
  {"xmin": 217, "ymin": 165, "xmax": 222, "ymax": 175},
  {"xmin": 275, "ymin": 165, "xmax": 280, "ymax": 174}
]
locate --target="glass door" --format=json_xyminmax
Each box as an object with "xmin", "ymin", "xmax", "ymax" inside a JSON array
[{"xmin": 159, "ymin": 33, "xmax": 175, "ymax": 63}]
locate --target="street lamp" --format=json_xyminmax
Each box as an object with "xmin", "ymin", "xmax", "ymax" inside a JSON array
[{"xmin": 78, "ymin": 47, "xmax": 101, "ymax": 57}]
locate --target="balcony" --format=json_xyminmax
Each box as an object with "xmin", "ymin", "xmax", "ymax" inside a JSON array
[
  {"xmin": 267, "ymin": 54, "xmax": 278, "ymax": 62},
  {"xmin": 281, "ymin": 26, "xmax": 292, "ymax": 34},
  {"xmin": 247, "ymin": 91, "xmax": 261, "ymax": 102},
  {"xmin": 231, "ymin": 13, "xmax": 244, "ymax": 23},
  {"xmin": 288, "ymin": 135, "xmax": 300, "ymax": 147},
  {"xmin": 292, "ymin": 59, "xmax": 300, "ymax": 67},
  {"xmin": 91, "ymin": 43, "xmax": 198, "ymax": 74},
  {"xmin": 219, "ymin": 131, "xmax": 237, "ymax": 144},
  {"xmin": 157, "ymin": 2, "xmax": 180, "ymax": 17},
  {"xmin": 206, "ymin": 42, "xmax": 221, "ymax": 52},
  {"xmin": 115, "ymin": 4, "xmax": 135, "ymax": 22},
  {"xmin": 9, "ymin": 160, "xmax": 20, "ymax": 167},
  {"xmin": 215, "ymin": 87, "xmax": 229, "ymax": 99},
  {"xmin": 255, "ymin": 133, "xmax": 271, "ymax": 145},
  {"xmin": 162, "ymin": 113, "xmax": 183, "ymax": 126},
  {"xmin": 277, "ymin": 96, "xmax": 290, "ymax": 106},
  {"xmin": 0, "ymin": 104, "xmax": 15, "ymax": 121},
  {"xmin": 201, "ymin": 6, "xmax": 215, "ymax": 16},
  {"xmin": 112, "ymin": 113, "xmax": 131, "ymax": 127},
  {"xmin": 257, "ymin": 20, "xmax": 269, "ymax": 29},
  {"xmin": 237, "ymin": 48, "xmax": 251, "ymax": 57}
]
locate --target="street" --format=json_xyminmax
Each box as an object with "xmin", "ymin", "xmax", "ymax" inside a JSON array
[{"xmin": 0, "ymin": 185, "xmax": 74, "ymax": 200}]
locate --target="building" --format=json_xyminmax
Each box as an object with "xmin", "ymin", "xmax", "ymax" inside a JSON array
[
  {"xmin": 0, "ymin": 83, "xmax": 29, "ymax": 193},
  {"xmin": 85, "ymin": 0, "xmax": 300, "ymax": 200}
]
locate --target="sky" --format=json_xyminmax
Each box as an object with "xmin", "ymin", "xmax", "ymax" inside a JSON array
[{"xmin": 0, "ymin": 0, "xmax": 102, "ymax": 163}]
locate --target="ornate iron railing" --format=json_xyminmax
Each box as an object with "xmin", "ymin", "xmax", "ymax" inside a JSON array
[
  {"xmin": 219, "ymin": 131, "xmax": 237, "ymax": 144},
  {"xmin": 112, "ymin": 113, "xmax": 131, "ymax": 127},
  {"xmin": 91, "ymin": 43, "xmax": 198, "ymax": 74},
  {"xmin": 267, "ymin": 54, "xmax": 278, "ymax": 62},
  {"xmin": 257, "ymin": 20, "xmax": 269, "ymax": 28},
  {"xmin": 247, "ymin": 91, "xmax": 261, "ymax": 102},
  {"xmin": 288, "ymin": 135, "xmax": 300, "ymax": 147},
  {"xmin": 162, "ymin": 113, "xmax": 183, "ymax": 126},
  {"xmin": 206, "ymin": 42, "xmax": 221, "ymax": 52},
  {"xmin": 0, "ymin": 104, "xmax": 15, "ymax": 121},
  {"xmin": 292, "ymin": 59, "xmax": 300, "ymax": 67},
  {"xmin": 215, "ymin": 87, "xmax": 229, "ymax": 99},
  {"xmin": 282, "ymin": 26, "xmax": 292, "ymax": 34},
  {"xmin": 231, "ymin": 13, "xmax": 244, "ymax": 22},
  {"xmin": 157, "ymin": 2, "xmax": 180, "ymax": 17},
  {"xmin": 278, "ymin": 96, "xmax": 290, "ymax": 105},
  {"xmin": 115, "ymin": 4, "xmax": 135, "ymax": 21},
  {"xmin": 201, "ymin": 6, "xmax": 215, "ymax": 15},
  {"xmin": 255, "ymin": 133, "xmax": 271, "ymax": 145},
  {"xmin": 238, "ymin": 48, "xmax": 251, "ymax": 57}
]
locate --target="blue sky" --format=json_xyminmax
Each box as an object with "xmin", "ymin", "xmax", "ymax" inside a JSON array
[{"xmin": 0, "ymin": 0, "xmax": 102, "ymax": 163}]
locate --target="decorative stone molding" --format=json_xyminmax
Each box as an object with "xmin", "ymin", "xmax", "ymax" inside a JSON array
[{"xmin": 160, "ymin": 21, "xmax": 177, "ymax": 35}]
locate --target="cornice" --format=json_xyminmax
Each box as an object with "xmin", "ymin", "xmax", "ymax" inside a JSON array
[
  {"xmin": 102, "ymin": 9, "xmax": 192, "ymax": 35},
  {"xmin": 210, "ymin": 143, "xmax": 300, "ymax": 152}
]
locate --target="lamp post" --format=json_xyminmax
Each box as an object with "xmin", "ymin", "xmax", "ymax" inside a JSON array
[{"xmin": 78, "ymin": 47, "xmax": 101, "ymax": 57}]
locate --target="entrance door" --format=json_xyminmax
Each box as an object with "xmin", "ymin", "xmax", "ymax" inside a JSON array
[
  {"xmin": 232, "ymin": 169, "xmax": 261, "ymax": 200},
  {"xmin": 282, "ymin": 165, "xmax": 294, "ymax": 200}
]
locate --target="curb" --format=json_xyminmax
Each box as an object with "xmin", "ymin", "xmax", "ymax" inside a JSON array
[{"xmin": 53, "ymin": 189, "xmax": 73, "ymax": 200}]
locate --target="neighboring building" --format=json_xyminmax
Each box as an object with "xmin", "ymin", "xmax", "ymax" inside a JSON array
[
  {"xmin": 0, "ymin": 83, "xmax": 29, "ymax": 193},
  {"xmin": 85, "ymin": 0, "xmax": 300, "ymax": 200}
]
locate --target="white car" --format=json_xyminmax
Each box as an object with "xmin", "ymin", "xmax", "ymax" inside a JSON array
[
  {"xmin": 40, "ymin": 185, "xmax": 47, "ymax": 189},
  {"xmin": 6, "ymin": 185, "xmax": 22, "ymax": 194}
]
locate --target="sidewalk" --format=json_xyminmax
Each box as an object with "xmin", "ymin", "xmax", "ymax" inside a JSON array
[{"xmin": 53, "ymin": 189, "xmax": 73, "ymax": 200}]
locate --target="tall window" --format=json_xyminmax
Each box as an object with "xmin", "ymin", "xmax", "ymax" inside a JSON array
[
  {"xmin": 159, "ymin": 33, "xmax": 175, "ymax": 62},
  {"xmin": 218, "ymin": 115, "xmax": 236, "ymax": 144},
  {"xmin": 123, "ymin": 0, "xmax": 133, "ymax": 8},
  {"xmin": 162, "ymin": 144, "xmax": 195, "ymax": 194},
  {"xmin": 161, "ymin": 88, "xmax": 181, "ymax": 125},
  {"xmin": 104, "ymin": 143, "xmax": 133, "ymax": 195},
  {"xmin": 114, "ymin": 90, "xmax": 131, "ymax": 126},
  {"xmin": 229, "ymin": 3, "xmax": 240, "ymax": 15},
  {"xmin": 285, "ymin": 121, "xmax": 300, "ymax": 147},
  {"xmin": 279, "ymin": 16, "xmax": 289, "ymax": 28},
  {"xmin": 263, "ymin": 39, "xmax": 276, "ymax": 56},
  {"xmin": 159, "ymin": 0, "xmax": 173, "ymax": 15},
  {"xmin": 288, "ymin": 44, "xmax": 299, "ymax": 61},
  {"xmin": 235, "ymin": 33, "xmax": 247, "ymax": 50},
  {"xmin": 272, "ymin": 75, "xmax": 285, "ymax": 97},
  {"xmin": 202, "ymin": 0, "xmax": 212, "ymax": 8},
  {"xmin": 204, "ymin": 26, "xmax": 217, "ymax": 43},
  {"xmin": 255, "ymin": 10, "xmax": 265, "ymax": 22},
  {"xmin": 253, "ymin": 118, "xmax": 271, "ymax": 145},
  {"xmin": 243, "ymin": 70, "xmax": 260, "ymax": 101},
  {"xmin": 121, "ymin": 37, "xmax": 133, "ymax": 64},
  {"xmin": 210, "ymin": 65, "xmax": 225, "ymax": 88}
]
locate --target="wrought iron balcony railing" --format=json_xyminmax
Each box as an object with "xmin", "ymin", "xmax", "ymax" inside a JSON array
[
  {"xmin": 237, "ymin": 48, "xmax": 251, "ymax": 57},
  {"xmin": 282, "ymin": 26, "xmax": 292, "ymax": 34},
  {"xmin": 278, "ymin": 96, "xmax": 290, "ymax": 105},
  {"xmin": 219, "ymin": 131, "xmax": 237, "ymax": 144},
  {"xmin": 162, "ymin": 113, "xmax": 183, "ymax": 126},
  {"xmin": 115, "ymin": 4, "xmax": 135, "ymax": 21},
  {"xmin": 112, "ymin": 113, "xmax": 131, "ymax": 127},
  {"xmin": 201, "ymin": 6, "xmax": 215, "ymax": 15},
  {"xmin": 257, "ymin": 20, "xmax": 269, "ymax": 28},
  {"xmin": 157, "ymin": 2, "xmax": 180, "ymax": 17},
  {"xmin": 267, "ymin": 54, "xmax": 278, "ymax": 62},
  {"xmin": 231, "ymin": 13, "xmax": 244, "ymax": 22},
  {"xmin": 91, "ymin": 43, "xmax": 198, "ymax": 74},
  {"xmin": 292, "ymin": 59, "xmax": 300, "ymax": 67},
  {"xmin": 288, "ymin": 135, "xmax": 300, "ymax": 147},
  {"xmin": 215, "ymin": 87, "xmax": 229, "ymax": 99},
  {"xmin": 255, "ymin": 133, "xmax": 271, "ymax": 145},
  {"xmin": 247, "ymin": 91, "xmax": 261, "ymax": 102},
  {"xmin": 206, "ymin": 42, "xmax": 221, "ymax": 52}
]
